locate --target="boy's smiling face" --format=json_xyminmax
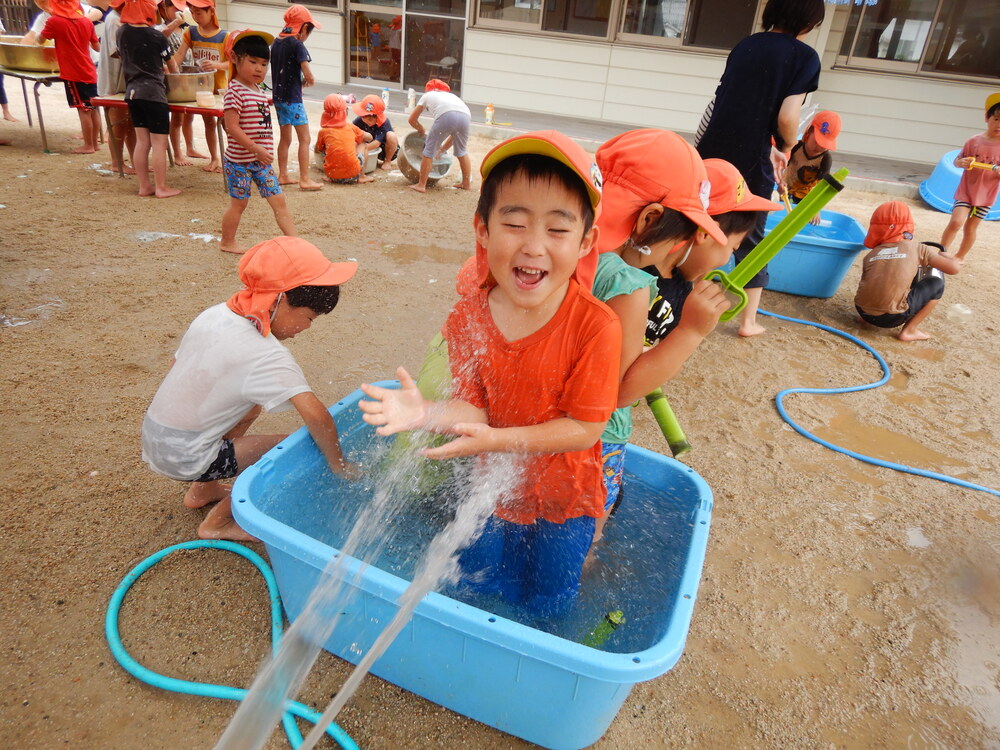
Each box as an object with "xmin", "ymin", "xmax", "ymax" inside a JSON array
[{"xmin": 476, "ymin": 170, "xmax": 594, "ymax": 315}]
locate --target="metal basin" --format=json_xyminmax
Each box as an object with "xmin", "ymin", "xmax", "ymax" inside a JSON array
[
  {"xmin": 165, "ymin": 71, "xmax": 214, "ymax": 103},
  {"xmin": 398, "ymin": 132, "xmax": 453, "ymax": 185},
  {"xmin": 0, "ymin": 35, "xmax": 59, "ymax": 73}
]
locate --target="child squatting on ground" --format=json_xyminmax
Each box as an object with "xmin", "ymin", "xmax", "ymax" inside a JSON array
[
  {"xmin": 315, "ymin": 93, "xmax": 374, "ymax": 184},
  {"xmin": 142, "ymin": 236, "xmax": 359, "ymax": 541},
  {"xmin": 359, "ymin": 131, "xmax": 622, "ymax": 618},
  {"xmin": 220, "ymin": 29, "xmax": 297, "ymax": 254},
  {"xmin": 855, "ymin": 201, "xmax": 962, "ymax": 342},
  {"xmin": 270, "ymin": 4, "xmax": 323, "ymax": 191},
  {"xmin": 940, "ymin": 92, "xmax": 1000, "ymax": 260},
  {"xmin": 117, "ymin": 0, "xmax": 181, "ymax": 199}
]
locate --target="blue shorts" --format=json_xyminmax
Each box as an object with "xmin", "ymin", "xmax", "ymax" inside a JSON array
[
  {"xmin": 601, "ymin": 442, "xmax": 626, "ymax": 512},
  {"xmin": 224, "ymin": 160, "xmax": 282, "ymax": 200},
  {"xmin": 458, "ymin": 513, "xmax": 596, "ymax": 619},
  {"xmin": 275, "ymin": 101, "xmax": 308, "ymax": 127}
]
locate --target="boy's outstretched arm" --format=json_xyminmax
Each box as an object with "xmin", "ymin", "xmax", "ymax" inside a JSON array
[
  {"xmin": 359, "ymin": 366, "xmax": 485, "ymax": 436},
  {"xmin": 290, "ymin": 392, "xmax": 360, "ymax": 479}
]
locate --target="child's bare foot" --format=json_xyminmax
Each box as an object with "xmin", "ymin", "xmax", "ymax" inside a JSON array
[
  {"xmin": 219, "ymin": 242, "xmax": 246, "ymax": 254},
  {"xmin": 299, "ymin": 179, "xmax": 323, "ymax": 190},
  {"xmin": 203, "ymin": 160, "xmax": 222, "ymax": 173},
  {"xmin": 898, "ymin": 328, "xmax": 931, "ymax": 341},
  {"xmin": 278, "ymin": 173, "xmax": 295, "ymax": 185},
  {"xmin": 379, "ymin": 161, "xmax": 394, "ymax": 171},
  {"xmin": 407, "ymin": 184, "xmax": 426, "ymax": 193},
  {"xmin": 359, "ymin": 174, "xmax": 375, "ymax": 184},
  {"xmin": 174, "ymin": 154, "xmax": 193, "ymax": 166},
  {"xmin": 184, "ymin": 481, "xmax": 228, "ymax": 509},
  {"xmin": 198, "ymin": 498, "xmax": 257, "ymax": 542},
  {"xmin": 3, "ymin": 112, "xmax": 17, "ymax": 122},
  {"xmin": 738, "ymin": 322, "xmax": 766, "ymax": 337},
  {"xmin": 123, "ymin": 165, "xmax": 137, "ymax": 175},
  {"xmin": 457, "ymin": 180, "xmax": 472, "ymax": 190},
  {"xmin": 138, "ymin": 186, "xmax": 156, "ymax": 196},
  {"xmin": 71, "ymin": 145, "xmax": 98, "ymax": 154},
  {"xmin": 186, "ymin": 148, "xmax": 209, "ymax": 159},
  {"xmin": 156, "ymin": 187, "xmax": 182, "ymax": 198}
]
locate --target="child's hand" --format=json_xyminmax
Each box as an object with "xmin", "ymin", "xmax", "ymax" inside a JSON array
[
  {"xmin": 679, "ymin": 279, "xmax": 730, "ymax": 337},
  {"xmin": 303, "ymin": 74, "xmax": 315, "ymax": 87},
  {"xmin": 198, "ymin": 59, "xmax": 216, "ymax": 72},
  {"xmin": 421, "ymin": 422, "xmax": 495, "ymax": 460},
  {"xmin": 254, "ymin": 144, "xmax": 272, "ymax": 165},
  {"xmin": 359, "ymin": 367, "xmax": 426, "ymax": 436},
  {"xmin": 333, "ymin": 460, "xmax": 364, "ymax": 482},
  {"xmin": 956, "ymin": 156, "xmax": 975, "ymax": 169}
]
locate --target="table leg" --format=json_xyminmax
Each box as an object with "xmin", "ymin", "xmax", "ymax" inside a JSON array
[
  {"xmin": 19, "ymin": 77, "xmax": 32, "ymax": 129},
  {"xmin": 33, "ymin": 81, "xmax": 49, "ymax": 152},
  {"xmin": 217, "ymin": 117, "xmax": 225, "ymax": 188},
  {"xmin": 102, "ymin": 106, "xmax": 123, "ymax": 178}
]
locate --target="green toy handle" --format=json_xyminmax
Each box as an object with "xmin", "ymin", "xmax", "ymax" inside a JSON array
[
  {"xmin": 709, "ymin": 166, "xmax": 850, "ymax": 321},
  {"xmin": 645, "ymin": 388, "xmax": 692, "ymax": 457}
]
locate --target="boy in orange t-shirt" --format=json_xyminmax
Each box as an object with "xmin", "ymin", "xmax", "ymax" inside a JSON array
[
  {"xmin": 314, "ymin": 94, "xmax": 374, "ymax": 184},
  {"xmin": 360, "ymin": 131, "xmax": 621, "ymax": 618}
]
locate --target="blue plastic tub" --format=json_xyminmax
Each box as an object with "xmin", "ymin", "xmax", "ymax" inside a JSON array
[
  {"xmin": 232, "ymin": 383, "xmax": 714, "ymax": 750},
  {"xmin": 762, "ymin": 209, "xmax": 867, "ymax": 298},
  {"xmin": 919, "ymin": 149, "xmax": 1000, "ymax": 221}
]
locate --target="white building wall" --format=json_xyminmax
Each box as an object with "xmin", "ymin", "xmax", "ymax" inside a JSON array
[{"xmin": 217, "ymin": 3, "xmax": 345, "ymax": 85}]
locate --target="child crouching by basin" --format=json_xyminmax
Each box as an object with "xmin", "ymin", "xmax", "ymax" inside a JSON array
[{"xmin": 142, "ymin": 237, "xmax": 360, "ymax": 541}]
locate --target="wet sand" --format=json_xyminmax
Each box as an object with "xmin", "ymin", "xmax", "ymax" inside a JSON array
[{"xmin": 1, "ymin": 88, "xmax": 999, "ymax": 749}]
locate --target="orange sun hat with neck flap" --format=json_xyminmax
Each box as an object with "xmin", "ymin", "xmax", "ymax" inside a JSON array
[
  {"xmin": 467, "ymin": 129, "xmax": 603, "ymax": 292},
  {"xmin": 118, "ymin": 0, "xmax": 158, "ymax": 25},
  {"xmin": 703, "ymin": 158, "xmax": 782, "ymax": 216},
  {"xmin": 48, "ymin": 0, "xmax": 83, "ymax": 18},
  {"xmin": 425, "ymin": 78, "xmax": 450, "ymax": 93},
  {"xmin": 321, "ymin": 93, "xmax": 349, "ymax": 127},
  {"xmin": 279, "ymin": 4, "xmax": 321, "ymax": 37},
  {"xmin": 226, "ymin": 237, "xmax": 358, "ymax": 337},
  {"xmin": 185, "ymin": 0, "xmax": 218, "ymax": 27},
  {"xmin": 864, "ymin": 201, "xmax": 914, "ymax": 249},
  {"xmin": 595, "ymin": 129, "xmax": 726, "ymax": 255}
]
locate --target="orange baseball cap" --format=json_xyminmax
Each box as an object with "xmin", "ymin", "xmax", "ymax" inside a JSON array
[
  {"xmin": 119, "ymin": 0, "xmax": 158, "ymax": 24},
  {"xmin": 425, "ymin": 79, "xmax": 450, "ymax": 92},
  {"xmin": 864, "ymin": 201, "xmax": 913, "ymax": 249},
  {"xmin": 810, "ymin": 111, "xmax": 841, "ymax": 151},
  {"xmin": 595, "ymin": 129, "xmax": 726, "ymax": 254},
  {"xmin": 321, "ymin": 94, "xmax": 348, "ymax": 128},
  {"xmin": 226, "ymin": 237, "xmax": 358, "ymax": 337},
  {"xmin": 703, "ymin": 159, "xmax": 782, "ymax": 216},
  {"xmin": 476, "ymin": 130, "xmax": 603, "ymax": 290},
  {"xmin": 352, "ymin": 94, "xmax": 387, "ymax": 126},
  {"xmin": 280, "ymin": 4, "xmax": 321, "ymax": 37}
]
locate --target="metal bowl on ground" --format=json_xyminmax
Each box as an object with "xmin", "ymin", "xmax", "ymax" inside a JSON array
[
  {"xmin": 165, "ymin": 71, "xmax": 214, "ymax": 103},
  {"xmin": 0, "ymin": 35, "xmax": 59, "ymax": 73},
  {"xmin": 398, "ymin": 132, "xmax": 453, "ymax": 186}
]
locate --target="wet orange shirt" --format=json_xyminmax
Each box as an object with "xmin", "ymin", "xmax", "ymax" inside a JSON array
[
  {"xmin": 315, "ymin": 125, "xmax": 365, "ymax": 181},
  {"xmin": 443, "ymin": 279, "xmax": 621, "ymax": 525}
]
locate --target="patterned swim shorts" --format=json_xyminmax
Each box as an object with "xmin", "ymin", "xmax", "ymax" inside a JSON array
[{"xmin": 224, "ymin": 160, "xmax": 282, "ymax": 200}]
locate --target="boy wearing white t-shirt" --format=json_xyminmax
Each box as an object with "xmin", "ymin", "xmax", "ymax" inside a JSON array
[{"xmin": 141, "ymin": 236, "xmax": 358, "ymax": 541}]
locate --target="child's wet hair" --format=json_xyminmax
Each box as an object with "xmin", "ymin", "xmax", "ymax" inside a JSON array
[
  {"xmin": 477, "ymin": 154, "xmax": 595, "ymax": 233},
  {"xmin": 633, "ymin": 207, "xmax": 697, "ymax": 248},
  {"xmin": 233, "ymin": 35, "xmax": 271, "ymax": 62},
  {"xmin": 712, "ymin": 210, "xmax": 758, "ymax": 239},
  {"xmin": 285, "ymin": 284, "xmax": 340, "ymax": 314},
  {"xmin": 761, "ymin": 0, "xmax": 825, "ymax": 35}
]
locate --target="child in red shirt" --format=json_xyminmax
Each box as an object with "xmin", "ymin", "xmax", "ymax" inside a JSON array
[
  {"xmin": 314, "ymin": 94, "xmax": 374, "ymax": 184},
  {"xmin": 940, "ymin": 92, "xmax": 1000, "ymax": 260},
  {"xmin": 360, "ymin": 131, "xmax": 621, "ymax": 618},
  {"xmin": 37, "ymin": 0, "xmax": 101, "ymax": 154}
]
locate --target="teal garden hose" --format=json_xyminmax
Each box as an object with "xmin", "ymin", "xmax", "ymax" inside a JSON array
[{"xmin": 104, "ymin": 539, "xmax": 360, "ymax": 750}]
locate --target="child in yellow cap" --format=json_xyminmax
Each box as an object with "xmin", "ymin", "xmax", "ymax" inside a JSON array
[{"xmin": 142, "ymin": 236, "xmax": 358, "ymax": 541}]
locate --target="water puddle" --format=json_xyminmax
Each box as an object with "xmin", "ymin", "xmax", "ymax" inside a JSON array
[
  {"xmin": 811, "ymin": 406, "xmax": 969, "ymax": 471},
  {"xmin": 134, "ymin": 231, "xmax": 220, "ymax": 244},
  {"xmin": 381, "ymin": 242, "xmax": 469, "ymax": 266},
  {"xmin": 906, "ymin": 527, "xmax": 932, "ymax": 548},
  {"xmin": 2, "ymin": 298, "xmax": 64, "ymax": 328}
]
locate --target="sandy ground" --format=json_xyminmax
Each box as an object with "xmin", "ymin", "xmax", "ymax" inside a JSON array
[{"xmin": 2, "ymin": 86, "xmax": 999, "ymax": 749}]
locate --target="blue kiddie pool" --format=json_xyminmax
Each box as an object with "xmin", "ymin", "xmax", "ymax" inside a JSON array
[
  {"xmin": 232, "ymin": 382, "xmax": 714, "ymax": 750},
  {"xmin": 762, "ymin": 209, "xmax": 867, "ymax": 298},
  {"xmin": 919, "ymin": 148, "xmax": 1000, "ymax": 221}
]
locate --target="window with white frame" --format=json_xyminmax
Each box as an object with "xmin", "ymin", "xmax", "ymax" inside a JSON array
[
  {"xmin": 476, "ymin": 0, "xmax": 760, "ymax": 47},
  {"xmin": 839, "ymin": 0, "xmax": 998, "ymax": 80}
]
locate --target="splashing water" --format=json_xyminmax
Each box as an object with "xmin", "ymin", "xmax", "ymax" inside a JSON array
[{"xmin": 213, "ymin": 436, "xmax": 521, "ymax": 750}]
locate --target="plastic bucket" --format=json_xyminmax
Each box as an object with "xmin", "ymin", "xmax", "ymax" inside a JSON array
[
  {"xmin": 398, "ymin": 132, "xmax": 453, "ymax": 185},
  {"xmin": 919, "ymin": 149, "xmax": 1000, "ymax": 221}
]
